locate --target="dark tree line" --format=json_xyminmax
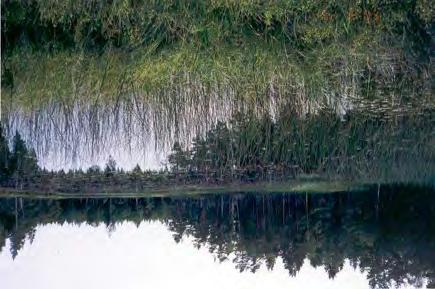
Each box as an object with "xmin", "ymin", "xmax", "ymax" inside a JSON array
[
  {"xmin": 167, "ymin": 108, "xmax": 434, "ymax": 184},
  {"xmin": 0, "ymin": 185, "xmax": 434, "ymax": 288},
  {"xmin": 0, "ymin": 126, "xmax": 38, "ymax": 188},
  {"xmin": 1, "ymin": 107, "xmax": 434, "ymax": 193}
]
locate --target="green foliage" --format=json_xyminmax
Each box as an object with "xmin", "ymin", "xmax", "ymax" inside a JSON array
[
  {"xmin": 104, "ymin": 155, "xmax": 117, "ymax": 176},
  {"xmin": 0, "ymin": 127, "xmax": 11, "ymax": 182},
  {"xmin": 0, "ymin": 124, "xmax": 39, "ymax": 186},
  {"xmin": 168, "ymin": 142, "xmax": 190, "ymax": 173},
  {"xmin": 167, "ymin": 108, "xmax": 435, "ymax": 183},
  {"xmin": 0, "ymin": 106, "xmax": 432, "ymax": 192},
  {"xmin": 2, "ymin": 0, "xmax": 433, "ymax": 52},
  {"xmin": 1, "ymin": 0, "xmax": 433, "ymax": 110},
  {"xmin": 0, "ymin": 1, "xmax": 433, "ymax": 189}
]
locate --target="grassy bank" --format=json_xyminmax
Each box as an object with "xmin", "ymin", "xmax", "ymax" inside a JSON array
[
  {"xmin": 1, "ymin": 108, "xmax": 434, "ymax": 195},
  {"xmin": 1, "ymin": 1, "xmax": 433, "ymax": 187},
  {"xmin": 3, "ymin": 0, "xmax": 432, "ymax": 52},
  {"xmin": 4, "ymin": 41, "xmax": 432, "ymax": 109},
  {"xmin": 2, "ymin": 0, "xmax": 433, "ymax": 110},
  {"xmin": 0, "ymin": 179, "xmax": 360, "ymax": 199}
]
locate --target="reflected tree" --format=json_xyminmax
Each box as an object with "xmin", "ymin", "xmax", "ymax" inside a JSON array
[{"xmin": 0, "ymin": 185, "xmax": 434, "ymax": 288}]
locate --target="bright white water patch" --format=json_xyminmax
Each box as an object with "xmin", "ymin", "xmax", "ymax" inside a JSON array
[{"xmin": 0, "ymin": 222, "xmax": 427, "ymax": 289}]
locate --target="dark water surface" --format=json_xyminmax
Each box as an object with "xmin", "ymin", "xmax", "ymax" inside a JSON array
[{"xmin": 0, "ymin": 184, "xmax": 434, "ymax": 289}]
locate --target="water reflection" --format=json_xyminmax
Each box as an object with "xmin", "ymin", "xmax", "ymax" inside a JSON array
[
  {"xmin": 0, "ymin": 185, "xmax": 434, "ymax": 288},
  {"xmin": 0, "ymin": 222, "xmax": 394, "ymax": 289}
]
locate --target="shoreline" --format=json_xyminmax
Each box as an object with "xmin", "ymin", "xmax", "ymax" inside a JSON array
[{"xmin": 0, "ymin": 179, "xmax": 363, "ymax": 199}]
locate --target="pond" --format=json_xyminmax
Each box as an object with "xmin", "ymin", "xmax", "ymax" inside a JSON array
[
  {"xmin": 1, "ymin": 184, "xmax": 434, "ymax": 289},
  {"xmin": 2, "ymin": 2, "xmax": 434, "ymax": 288}
]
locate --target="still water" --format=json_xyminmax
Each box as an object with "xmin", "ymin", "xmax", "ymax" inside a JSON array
[
  {"xmin": 0, "ymin": 185, "xmax": 434, "ymax": 289},
  {"xmin": 1, "ymin": 222, "xmax": 383, "ymax": 289}
]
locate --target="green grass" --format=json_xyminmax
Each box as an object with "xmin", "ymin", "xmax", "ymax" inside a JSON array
[
  {"xmin": 0, "ymin": 178, "xmax": 362, "ymax": 199},
  {"xmin": 2, "ymin": 0, "xmax": 433, "ymax": 110},
  {"xmin": 3, "ymin": 38, "xmax": 431, "ymax": 113}
]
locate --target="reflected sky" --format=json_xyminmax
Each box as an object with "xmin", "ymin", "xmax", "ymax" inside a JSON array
[
  {"xmin": 0, "ymin": 221, "xmax": 424, "ymax": 289},
  {"xmin": 0, "ymin": 222, "xmax": 418, "ymax": 289},
  {"xmin": 1, "ymin": 186, "xmax": 434, "ymax": 289}
]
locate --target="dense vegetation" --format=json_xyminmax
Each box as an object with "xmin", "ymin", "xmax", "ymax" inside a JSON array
[
  {"xmin": 167, "ymin": 108, "xmax": 434, "ymax": 183},
  {"xmin": 0, "ymin": 3, "xmax": 434, "ymax": 288},
  {"xmin": 2, "ymin": 0, "xmax": 432, "ymax": 52},
  {"xmin": 1, "ymin": 0, "xmax": 433, "ymax": 109},
  {"xmin": 1, "ymin": 185, "xmax": 434, "ymax": 288},
  {"xmin": 0, "ymin": 106, "xmax": 433, "ymax": 193},
  {"xmin": 0, "ymin": 126, "xmax": 38, "ymax": 188},
  {"xmin": 0, "ymin": 1, "xmax": 433, "ymax": 190}
]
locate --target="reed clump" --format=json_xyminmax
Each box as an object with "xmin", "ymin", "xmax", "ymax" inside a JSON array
[
  {"xmin": 1, "ymin": 0, "xmax": 433, "ymax": 110},
  {"xmin": 1, "ymin": 107, "xmax": 433, "ymax": 192}
]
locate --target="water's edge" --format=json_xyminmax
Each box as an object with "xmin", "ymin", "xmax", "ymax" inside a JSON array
[{"xmin": 0, "ymin": 179, "xmax": 368, "ymax": 199}]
